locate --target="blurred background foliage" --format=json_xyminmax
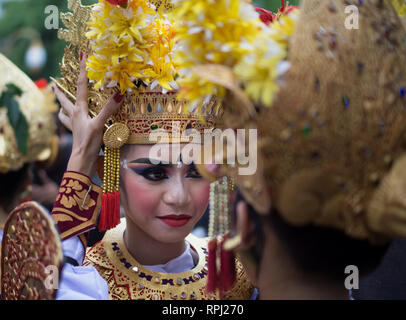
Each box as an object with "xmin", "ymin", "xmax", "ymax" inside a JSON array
[
  {"xmin": 0, "ymin": 0, "xmax": 300, "ymax": 81},
  {"xmin": 254, "ymin": 0, "xmax": 299, "ymax": 11}
]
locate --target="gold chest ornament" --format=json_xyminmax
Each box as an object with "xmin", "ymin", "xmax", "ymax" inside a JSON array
[{"xmin": 83, "ymin": 220, "xmax": 254, "ymax": 300}]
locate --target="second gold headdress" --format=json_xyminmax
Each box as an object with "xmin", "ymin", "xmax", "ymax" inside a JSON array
[
  {"xmin": 175, "ymin": 0, "xmax": 406, "ymax": 245},
  {"xmin": 0, "ymin": 54, "xmax": 58, "ymax": 175}
]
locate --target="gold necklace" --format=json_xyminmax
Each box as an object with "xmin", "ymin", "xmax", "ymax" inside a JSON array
[{"xmin": 84, "ymin": 220, "xmax": 218, "ymax": 300}]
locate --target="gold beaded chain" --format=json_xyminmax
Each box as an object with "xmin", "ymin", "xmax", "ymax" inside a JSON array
[
  {"xmin": 113, "ymin": 148, "xmax": 120, "ymax": 193},
  {"xmin": 208, "ymin": 176, "xmax": 235, "ymax": 276},
  {"xmin": 103, "ymin": 147, "xmax": 108, "ymax": 194},
  {"xmin": 208, "ymin": 176, "xmax": 234, "ymax": 239},
  {"xmin": 103, "ymin": 147, "xmax": 120, "ymax": 194},
  {"xmin": 208, "ymin": 181, "xmax": 218, "ymax": 239}
]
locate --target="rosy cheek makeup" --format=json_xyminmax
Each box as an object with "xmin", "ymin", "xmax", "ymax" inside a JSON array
[
  {"xmin": 193, "ymin": 183, "xmax": 210, "ymax": 209},
  {"xmin": 122, "ymin": 173, "xmax": 159, "ymax": 219}
]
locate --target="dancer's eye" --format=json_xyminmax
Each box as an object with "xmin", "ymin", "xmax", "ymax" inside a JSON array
[
  {"xmin": 185, "ymin": 165, "xmax": 202, "ymax": 179},
  {"xmin": 132, "ymin": 167, "xmax": 169, "ymax": 181}
]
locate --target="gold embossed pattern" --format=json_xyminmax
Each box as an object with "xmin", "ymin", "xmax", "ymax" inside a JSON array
[
  {"xmin": 83, "ymin": 219, "xmax": 254, "ymax": 300},
  {"xmin": 1, "ymin": 201, "xmax": 63, "ymax": 300}
]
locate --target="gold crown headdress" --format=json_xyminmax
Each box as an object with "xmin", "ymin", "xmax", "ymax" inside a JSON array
[
  {"xmin": 0, "ymin": 54, "xmax": 58, "ymax": 174},
  {"xmin": 55, "ymin": 0, "xmax": 222, "ymax": 231},
  {"xmin": 176, "ymin": 0, "xmax": 406, "ymax": 244}
]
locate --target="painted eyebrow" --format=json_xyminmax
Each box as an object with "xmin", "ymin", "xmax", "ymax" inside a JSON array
[
  {"xmin": 129, "ymin": 158, "xmax": 172, "ymax": 167},
  {"xmin": 128, "ymin": 158, "xmax": 198, "ymax": 167}
]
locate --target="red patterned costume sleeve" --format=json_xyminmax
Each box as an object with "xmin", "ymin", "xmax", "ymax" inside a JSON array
[{"xmin": 51, "ymin": 171, "xmax": 102, "ymax": 244}]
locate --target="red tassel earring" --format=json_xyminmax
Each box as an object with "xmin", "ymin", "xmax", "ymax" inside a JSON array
[
  {"xmin": 99, "ymin": 146, "xmax": 121, "ymax": 231},
  {"xmin": 220, "ymin": 233, "xmax": 236, "ymax": 295},
  {"xmin": 207, "ymin": 237, "xmax": 218, "ymax": 294},
  {"xmin": 207, "ymin": 180, "xmax": 219, "ymax": 296},
  {"xmin": 219, "ymin": 178, "xmax": 236, "ymax": 296}
]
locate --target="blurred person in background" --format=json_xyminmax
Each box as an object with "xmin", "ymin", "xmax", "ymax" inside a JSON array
[
  {"xmin": 31, "ymin": 79, "xmax": 68, "ymax": 211},
  {"xmin": 177, "ymin": 0, "xmax": 406, "ymax": 299},
  {"xmin": 0, "ymin": 53, "xmax": 58, "ymax": 238}
]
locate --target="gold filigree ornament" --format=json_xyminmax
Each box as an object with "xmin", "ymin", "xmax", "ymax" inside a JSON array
[
  {"xmin": 1, "ymin": 201, "xmax": 63, "ymax": 300},
  {"xmin": 0, "ymin": 54, "xmax": 58, "ymax": 174},
  {"xmin": 55, "ymin": 0, "xmax": 221, "ymax": 144},
  {"xmin": 55, "ymin": 0, "xmax": 223, "ymax": 231},
  {"xmin": 103, "ymin": 122, "xmax": 130, "ymax": 149}
]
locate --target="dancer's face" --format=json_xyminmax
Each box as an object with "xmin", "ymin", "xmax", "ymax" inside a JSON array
[{"xmin": 120, "ymin": 144, "xmax": 210, "ymax": 243}]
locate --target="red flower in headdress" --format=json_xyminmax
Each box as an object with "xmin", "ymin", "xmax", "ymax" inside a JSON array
[
  {"xmin": 105, "ymin": 0, "xmax": 128, "ymax": 6},
  {"xmin": 257, "ymin": 1, "xmax": 299, "ymax": 26},
  {"xmin": 255, "ymin": 8, "xmax": 274, "ymax": 25}
]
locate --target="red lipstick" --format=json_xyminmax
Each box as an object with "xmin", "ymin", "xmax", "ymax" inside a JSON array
[{"xmin": 158, "ymin": 214, "xmax": 192, "ymax": 227}]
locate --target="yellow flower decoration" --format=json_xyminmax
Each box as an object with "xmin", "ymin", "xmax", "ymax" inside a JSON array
[
  {"xmin": 234, "ymin": 8, "xmax": 299, "ymax": 106},
  {"xmin": 86, "ymin": 0, "xmax": 177, "ymax": 94},
  {"xmin": 392, "ymin": 0, "xmax": 406, "ymax": 19},
  {"xmin": 143, "ymin": 15, "xmax": 178, "ymax": 91},
  {"xmin": 174, "ymin": 0, "xmax": 298, "ymax": 109}
]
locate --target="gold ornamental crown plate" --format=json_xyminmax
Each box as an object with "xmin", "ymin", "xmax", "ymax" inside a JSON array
[{"xmin": 103, "ymin": 122, "xmax": 130, "ymax": 149}]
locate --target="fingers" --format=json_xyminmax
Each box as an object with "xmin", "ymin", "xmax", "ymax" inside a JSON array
[
  {"xmin": 95, "ymin": 91, "xmax": 124, "ymax": 129},
  {"xmin": 76, "ymin": 52, "xmax": 89, "ymax": 113},
  {"xmin": 58, "ymin": 108, "xmax": 72, "ymax": 131},
  {"xmin": 53, "ymin": 85, "xmax": 74, "ymax": 117}
]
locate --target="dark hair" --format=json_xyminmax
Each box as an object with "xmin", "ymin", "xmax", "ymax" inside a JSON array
[
  {"xmin": 234, "ymin": 190, "xmax": 389, "ymax": 282},
  {"xmin": 0, "ymin": 163, "xmax": 31, "ymax": 212},
  {"xmin": 266, "ymin": 207, "xmax": 389, "ymax": 281}
]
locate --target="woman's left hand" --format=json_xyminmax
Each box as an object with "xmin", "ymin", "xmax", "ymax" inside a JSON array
[{"xmin": 52, "ymin": 52, "xmax": 124, "ymax": 178}]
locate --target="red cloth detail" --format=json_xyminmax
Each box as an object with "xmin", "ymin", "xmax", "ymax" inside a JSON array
[{"xmin": 52, "ymin": 171, "xmax": 102, "ymax": 240}]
